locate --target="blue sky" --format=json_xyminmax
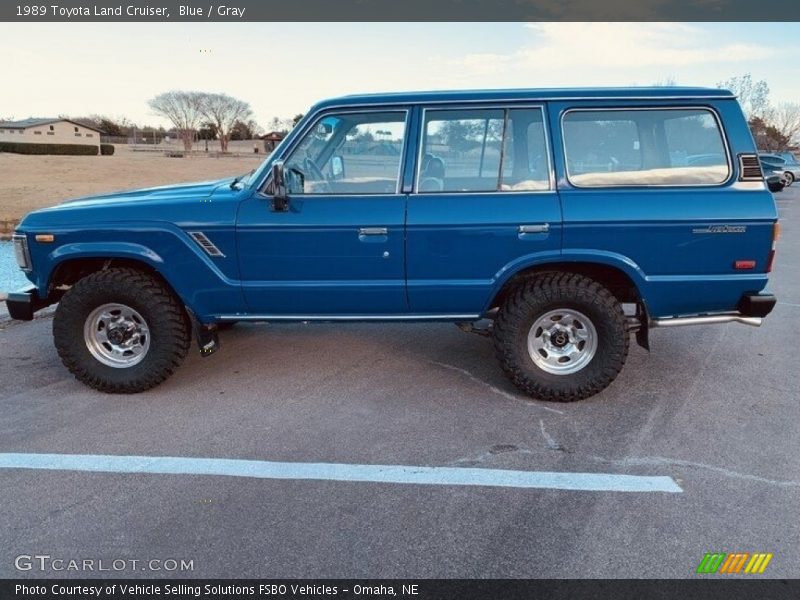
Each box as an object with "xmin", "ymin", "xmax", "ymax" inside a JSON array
[{"xmin": 1, "ymin": 22, "xmax": 798, "ymax": 127}]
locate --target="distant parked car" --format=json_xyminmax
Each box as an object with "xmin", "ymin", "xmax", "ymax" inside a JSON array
[
  {"xmin": 760, "ymin": 159, "xmax": 786, "ymax": 192},
  {"xmin": 759, "ymin": 153, "xmax": 800, "ymax": 186},
  {"xmin": 775, "ymin": 151, "xmax": 800, "ymax": 165}
]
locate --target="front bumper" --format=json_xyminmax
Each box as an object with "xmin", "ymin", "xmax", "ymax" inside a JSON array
[{"xmin": 4, "ymin": 286, "xmax": 54, "ymax": 321}]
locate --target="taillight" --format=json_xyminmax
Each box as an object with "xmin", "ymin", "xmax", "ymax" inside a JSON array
[{"xmin": 767, "ymin": 221, "xmax": 779, "ymax": 273}]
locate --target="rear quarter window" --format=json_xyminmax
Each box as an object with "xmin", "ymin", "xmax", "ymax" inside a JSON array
[{"xmin": 562, "ymin": 108, "xmax": 730, "ymax": 187}]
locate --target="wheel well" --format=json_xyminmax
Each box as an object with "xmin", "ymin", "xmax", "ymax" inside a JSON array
[
  {"xmin": 489, "ymin": 262, "xmax": 641, "ymax": 310},
  {"xmin": 48, "ymin": 257, "xmax": 180, "ymax": 303}
]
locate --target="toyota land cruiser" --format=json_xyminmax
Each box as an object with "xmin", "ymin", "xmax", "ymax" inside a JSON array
[{"xmin": 8, "ymin": 87, "xmax": 779, "ymax": 401}]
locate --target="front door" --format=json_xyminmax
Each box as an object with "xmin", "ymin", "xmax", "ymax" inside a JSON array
[
  {"xmin": 237, "ymin": 109, "xmax": 410, "ymax": 315},
  {"xmin": 406, "ymin": 105, "xmax": 562, "ymax": 314}
]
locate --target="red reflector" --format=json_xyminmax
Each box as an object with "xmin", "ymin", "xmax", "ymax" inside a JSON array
[
  {"xmin": 766, "ymin": 250, "xmax": 776, "ymax": 273},
  {"xmin": 734, "ymin": 260, "xmax": 756, "ymax": 270}
]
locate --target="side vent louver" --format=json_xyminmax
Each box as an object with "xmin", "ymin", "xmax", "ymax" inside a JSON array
[
  {"xmin": 738, "ymin": 154, "xmax": 763, "ymax": 181},
  {"xmin": 189, "ymin": 231, "xmax": 225, "ymax": 257}
]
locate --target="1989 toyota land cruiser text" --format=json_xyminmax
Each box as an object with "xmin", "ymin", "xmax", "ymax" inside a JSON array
[{"xmin": 8, "ymin": 87, "xmax": 779, "ymax": 401}]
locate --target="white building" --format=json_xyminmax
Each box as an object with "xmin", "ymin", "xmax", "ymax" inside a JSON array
[{"xmin": 0, "ymin": 118, "xmax": 103, "ymax": 149}]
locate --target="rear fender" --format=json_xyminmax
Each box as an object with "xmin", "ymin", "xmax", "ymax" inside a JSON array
[{"xmin": 485, "ymin": 249, "xmax": 649, "ymax": 312}]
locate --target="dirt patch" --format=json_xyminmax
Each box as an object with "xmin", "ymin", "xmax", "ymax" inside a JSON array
[{"xmin": 0, "ymin": 148, "xmax": 265, "ymax": 221}]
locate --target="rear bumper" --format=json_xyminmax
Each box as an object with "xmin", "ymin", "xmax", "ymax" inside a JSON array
[
  {"xmin": 737, "ymin": 292, "xmax": 777, "ymax": 318},
  {"xmin": 648, "ymin": 292, "xmax": 776, "ymax": 329},
  {"xmin": 4, "ymin": 286, "xmax": 54, "ymax": 321}
]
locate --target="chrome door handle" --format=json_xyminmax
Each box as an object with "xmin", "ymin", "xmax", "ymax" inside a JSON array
[
  {"xmin": 518, "ymin": 224, "xmax": 550, "ymax": 234},
  {"xmin": 359, "ymin": 227, "xmax": 388, "ymax": 236}
]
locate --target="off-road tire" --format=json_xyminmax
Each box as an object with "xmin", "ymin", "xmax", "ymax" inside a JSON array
[
  {"xmin": 493, "ymin": 272, "xmax": 629, "ymax": 402},
  {"xmin": 53, "ymin": 267, "xmax": 191, "ymax": 393}
]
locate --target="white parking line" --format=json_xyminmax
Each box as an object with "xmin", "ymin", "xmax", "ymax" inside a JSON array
[{"xmin": 0, "ymin": 453, "xmax": 682, "ymax": 493}]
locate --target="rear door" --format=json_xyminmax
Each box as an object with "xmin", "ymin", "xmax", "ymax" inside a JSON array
[{"xmin": 405, "ymin": 105, "xmax": 562, "ymax": 314}]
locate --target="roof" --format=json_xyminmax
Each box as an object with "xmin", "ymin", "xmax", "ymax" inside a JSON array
[
  {"xmin": 315, "ymin": 87, "xmax": 735, "ymax": 109},
  {"xmin": 0, "ymin": 117, "xmax": 104, "ymax": 133},
  {"xmin": 261, "ymin": 131, "xmax": 286, "ymax": 140}
]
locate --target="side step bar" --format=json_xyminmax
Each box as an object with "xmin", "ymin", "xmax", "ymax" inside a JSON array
[{"xmin": 650, "ymin": 313, "xmax": 762, "ymax": 328}]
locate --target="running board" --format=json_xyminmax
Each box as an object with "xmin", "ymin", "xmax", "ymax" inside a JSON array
[{"xmin": 650, "ymin": 314, "xmax": 762, "ymax": 328}]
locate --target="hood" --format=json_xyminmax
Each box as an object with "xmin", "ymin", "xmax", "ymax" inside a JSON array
[
  {"xmin": 18, "ymin": 176, "xmax": 244, "ymax": 229},
  {"xmin": 55, "ymin": 177, "xmax": 234, "ymax": 209}
]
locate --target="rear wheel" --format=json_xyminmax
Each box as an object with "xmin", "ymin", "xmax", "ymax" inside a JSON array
[
  {"xmin": 784, "ymin": 172, "xmax": 794, "ymax": 186},
  {"xmin": 493, "ymin": 273, "xmax": 629, "ymax": 402},
  {"xmin": 53, "ymin": 267, "xmax": 191, "ymax": 393}
]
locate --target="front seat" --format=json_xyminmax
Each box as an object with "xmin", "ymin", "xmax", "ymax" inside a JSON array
[{"xmin": 419, "ymin": 153, "xmax": 445, "ymax": 192}]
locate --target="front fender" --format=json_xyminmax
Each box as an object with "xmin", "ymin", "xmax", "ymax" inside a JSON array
[{"xmin": 26, "ymin": 224, "xmax": 244, "ymax": 321}]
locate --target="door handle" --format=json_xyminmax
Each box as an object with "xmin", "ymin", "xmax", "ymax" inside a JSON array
[
  {"xmin": 518, "ymin": 224, "xmax": 550, "ymax": 234},
  {"xmin": 359, "ymin": 227, "xmax": 388, "ymax": 236}
]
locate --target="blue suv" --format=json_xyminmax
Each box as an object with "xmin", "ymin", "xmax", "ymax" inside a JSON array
[{"xmin": 8, "ymin": 87, "xmax": 779, "ymax": 401}]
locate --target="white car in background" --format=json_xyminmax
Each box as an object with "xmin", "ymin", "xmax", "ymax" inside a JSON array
[{"xmin": 759, "ymin": 153, "xmax": 800, "ymax": 186}]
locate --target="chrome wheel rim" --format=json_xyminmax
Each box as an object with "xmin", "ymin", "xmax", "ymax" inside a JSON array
[
  {"xmin": 527, "ymin": 308, "xmax": 598, "ymax": 375},
  {"xmin": 83, "ymin": 303, "xmax": 150, "ymax": 368}
]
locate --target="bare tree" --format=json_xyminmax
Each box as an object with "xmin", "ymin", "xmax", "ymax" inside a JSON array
[
  {"xmin": 771, "ymin": 102, "xmax": 800, "ymax": 146},
  {"xmin": 717, "ymin": 74, "xmax": 771, "ymax": 120},
  {"xmin": 266, "ymin": 116, "xmax": 293, "ymax": 134},
  {"xmin": 199, "ymin": 93, "xmax": 253, "ymax": 152},
  {"xmin": 148, "ymin": 91, "xmax": 206, "ymax": 151}
]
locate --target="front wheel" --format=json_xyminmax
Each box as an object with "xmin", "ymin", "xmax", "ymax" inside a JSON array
[
  {"xmin": 53, "ymin": 267, "xmax": 191, "ymax": 393},
  {"xmin": 493, "ymin": 273, "xmax": 629, "ymax": 402},
  {"xmin": 785, "ymin": 172, "xmax": 794, "ymax": 186}
]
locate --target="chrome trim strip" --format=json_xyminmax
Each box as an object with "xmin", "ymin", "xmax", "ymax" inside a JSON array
[
  {"xmin": 415, "ymin": 104, "xmax": 555, "ymax": 195},
  {"xmin": 216, "ymin": 314, "xmax": 481, "ymax": 322},
  {"xmin": 560, "ymin": 106, "xmax": 734, "ymax": 189},
  {"xmin": 650, "ymin": 313, "xmax": 762, "ymax": 328}
]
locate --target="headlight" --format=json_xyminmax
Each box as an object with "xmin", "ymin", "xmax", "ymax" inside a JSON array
[{"xmin": 12, "ymin": 233, "xmax": 32, "ymax": 271}]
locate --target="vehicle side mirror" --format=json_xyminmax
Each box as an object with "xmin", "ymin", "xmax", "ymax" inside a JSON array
[
  {"xmin": 331, "ymin": 155, "xmax": 345, "ymax": 180},
  {"xmin": 270, "ymin": 160, "xmax": 289, "ymax": 211}
]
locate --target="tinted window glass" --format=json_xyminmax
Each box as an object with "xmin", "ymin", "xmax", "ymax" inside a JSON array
[
  {"xmin": 418, "ymin": 107, "xmax": 550, "ymax": 193},
  {"xmin": 285, "ymin": 111, "xmax": 406, "ymax": 195},
  {"xmin": 563, "ymin": 109, "xmax": 729, "ymax": 187}
]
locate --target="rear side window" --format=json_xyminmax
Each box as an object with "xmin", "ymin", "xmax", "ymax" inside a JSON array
[
  {"xmin": 417, "ymin": 107, "xmax": 550, "ymax": 193},
  {"xmin": 562, "ymin": 108, "xmax": 730, "ymax": 187}
]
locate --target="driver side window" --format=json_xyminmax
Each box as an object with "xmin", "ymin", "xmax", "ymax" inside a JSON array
[{"xmin": 284, "ymin": 111, "xmax": 407, "ymax": 195}]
